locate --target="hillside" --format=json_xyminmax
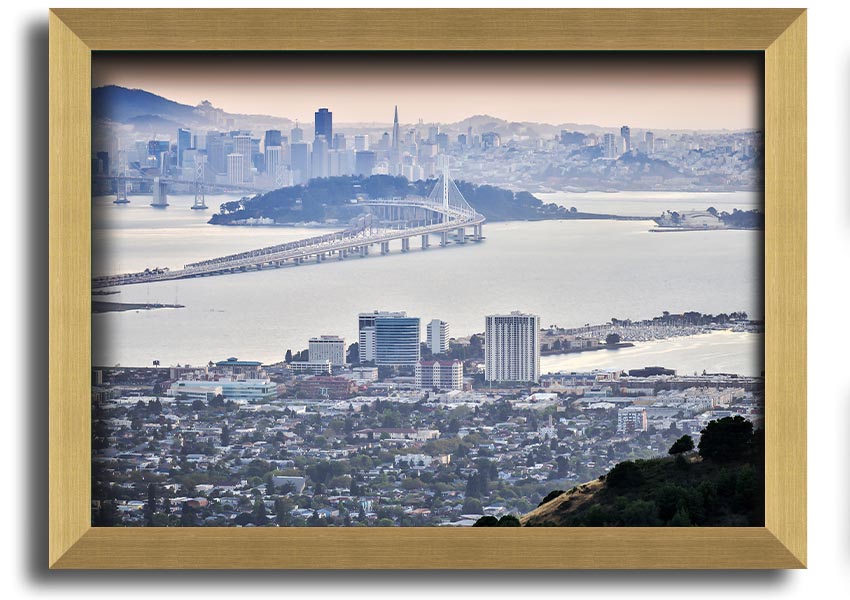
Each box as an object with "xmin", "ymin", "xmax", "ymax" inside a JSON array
[
  {"xmin": 209, "ymin": 174, "xmax": 624, "ymax": 225},
  {"xmin": 93, "ymin": 85, "xmax": 202, "ymax": 125},
  {"xmin": 521, "ymin": 417, "xmax": 764, "ymax": 527}
]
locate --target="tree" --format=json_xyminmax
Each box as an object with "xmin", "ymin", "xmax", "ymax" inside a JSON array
[
  {"xmin": 668, "ymin": 434, "xmax": 695, "ymax": 455},
  {"xmin": 698, "ymin": 416, "xmax": 755, "ymax": 462},
  {"xmin": 669, "ymin": 506, "xmax": 692, "ymax": 527},
  {"xmin": 145, "ymin": 483, "xmax": 157, "ymax": 526},
  {"xmin": 473, "ymin": 515, "xmax": 499, "ymax": 527},
  {"xmin": 220, "ymin": 423, "xmax": 230, "ymax": 446},
  {"xmin": 252, "ymin": 499, "xmax": 268, "ymax": 526},
  {"xmin": 498, "ymin": 515, "xmax": 521, "ymax": 527},
  {"xmin": 96, "ymin": 500, "xmax": 119, "ymax": 527},
  {"xmin": 605, "ymin": 332, "xmax": 621, "ymax": 345},
  {"xmin": 346, "ymin": 342, "xmax": 359, "ymax": 364},
  {"xmin": 538, "ymin": 489, "xmax": 565, "ymax": 507},
  {"xmin": 462, "ymin": 497, "xmax": 483, "ymax": 514},
  {"xmin": 285, "ymin": 349, "xmax": 293, "ymax": 363},
  {"xmin": 605, "ymin": 461, "xmax": 644, "ymax": 489},
  {"xmin": 180, "ymin": 502, "xmax": 198, "ymax": 527}
]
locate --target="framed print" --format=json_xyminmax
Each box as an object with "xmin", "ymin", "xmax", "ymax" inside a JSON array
[{"xmin": 49, "ymin": 8, "xmax": 806, "ymax": 569}]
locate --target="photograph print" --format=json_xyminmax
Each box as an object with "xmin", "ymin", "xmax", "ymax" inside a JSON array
[{"xmin": 90, "ymin": 51, "xmax": 765, "ymax": 528}]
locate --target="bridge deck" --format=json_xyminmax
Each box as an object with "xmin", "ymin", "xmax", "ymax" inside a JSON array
[{"xmin": 93, "ymin": 210, "xmax": 484, "ymax": 289}]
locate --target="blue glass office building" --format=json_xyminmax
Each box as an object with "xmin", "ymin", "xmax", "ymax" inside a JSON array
[{"xmin": 375, "ymin": 316, "xmax": 420, "ymax": 366}]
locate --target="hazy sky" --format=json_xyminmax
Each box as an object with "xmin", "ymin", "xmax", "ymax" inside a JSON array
[{"xmin": 93, "ymin": 52, "xmax": 762, "ymax": 130}]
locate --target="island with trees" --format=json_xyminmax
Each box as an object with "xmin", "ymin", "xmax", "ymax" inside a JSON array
[{"xmin": 208, "ymin": 175, "xmax": 638, "ymax": 226}]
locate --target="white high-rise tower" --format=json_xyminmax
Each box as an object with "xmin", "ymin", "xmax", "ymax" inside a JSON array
[{"xmin": 484, "ymin": 312, "xmax": 540, "ymax": 383}]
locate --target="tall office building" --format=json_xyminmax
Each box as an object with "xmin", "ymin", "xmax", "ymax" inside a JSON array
[
  {"xmin": 265, "ymin": 146, "xmax": 283, "ymax": 184},
  {"xmin": 177, "ymin": 128, "xmax": 192, "ymax": 168},
  {"xmin": 645, "ymin": 131, "xmax": 655, "ymax": 154},
  {"xmin": 389, "ymin": 106, "xmax": 401, "ymax": 175},
  {"xmin": 315, "ymin": 108, "xmax": 333, "ymax": 144},
  {"xmin": 226, "ymin": 153, "xmax": 245, "ymax": 185},
  {"xmin": 290, "ymin": 142, "xmax": 311, "ymax": 185},
  {"xmin": 620, "ymin": 125, "xmax": 631, "ymax": 153},
  {"xmin": 354, "ymin": 134, "xmax": 369, "ymax": 152},
  {"xmin": 391, "ymin": 105, "xmax": 399, "ymax": 146},
  {"xmin": 233, "ymin": 134, "xmax": 253, "ymax": 182},
  {"xmin": 264, "ymin": 129, "xmax": 282, "ymax": 151},
  {"xmin": 426, "ymin": 319, "xmax": 449, "ymax": 355},
  {"xmin": 291, "ymin": 121, "xmax": 304, "ymax": 144},
  {"xmin": 308, "ymin": 335, "xmax": 346, "ymax": 367},
  {"xmin": 354, "ymin": 151, "xmax": 377, "ymax": 176},
  {"xmin": 603, "ymin": 133, "xmax": 618, "ymax": 159},
  {"xmin": 484, "ymin": 312, "xmax": 540, "ymax": 383},
  {"xmin": 332, "ymin": 133, "xmax": 347, "ymax": 151},
  {"xmin": 358, "ymin": 311, "xmax": 420, "ymax": 366},
  {"xmin": 375, "ymin": 314, "xmax": 420, "ymax": 366},
  {"xmin": 311, "ymin": 135, "xmax": 329, "ymax": 179},
  {"xmin": 205, "ymin": 131, "xmax": 228, "ymax": 174}
]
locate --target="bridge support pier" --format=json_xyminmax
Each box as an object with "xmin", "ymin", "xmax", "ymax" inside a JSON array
[
  {"xmin": 401, "ymin": 238, "xmax": 410, "ymax": 253},
  {"xmin": 421, "ymin": 234, "xmax": 430, "ymax": 250},
  {"xmin": 456, "ymin": 227, "xmax": 466, "ymax": 244},
  {"xmin": 381, "ymin": 242, "xmax": 390, "ymax": 255},
  {"xmin": 440, "ymin": 232, "xmax": 449, "ymax": 247},
  {"xmin": 473, "ymin": 224, "xmax": 483, "ymax": 241}
]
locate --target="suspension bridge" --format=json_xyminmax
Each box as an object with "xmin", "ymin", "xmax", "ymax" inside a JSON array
[{"xmin": 92, "ymin": 167, "xmax": 485, "ymax": 289}]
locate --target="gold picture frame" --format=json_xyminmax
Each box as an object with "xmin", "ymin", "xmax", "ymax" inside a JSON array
[{"xmin": 49, "ymin": 8, "xmax": 806, "ymax": 569}]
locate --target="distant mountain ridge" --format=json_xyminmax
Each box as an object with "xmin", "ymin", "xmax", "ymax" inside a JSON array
[
  {"xmin": 93, "ymin": 85, "xmax": 202, "ymax": 124},
  {"xmin": 93, "ymin": 85, "xmax": 752, "ymax": 137},
  {"xmin": 92, "ymin": 85, "xmax": 294, "ymax": 134}
]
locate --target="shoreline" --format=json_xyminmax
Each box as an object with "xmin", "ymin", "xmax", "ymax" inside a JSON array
[{"xmin": 93, "ymin": 301, "xmax": 185, "ymax": 314}]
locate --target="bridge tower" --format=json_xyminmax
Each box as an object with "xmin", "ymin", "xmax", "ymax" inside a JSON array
[
  {"xmin": 191, "ymin": 158, "xmax": 208, "ymax": 210},
  {"xmin": 440, "ymin": 156, "xmax": 450, "ymax": 211},
  {"xmin": 150, "ymin": 177, "xmax": 169, "ymax": 208},
  {"xmin": 113, "ymin": 149, "xmax": 130, "ymax": 204}
]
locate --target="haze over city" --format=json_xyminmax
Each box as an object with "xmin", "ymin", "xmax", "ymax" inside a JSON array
[{"xmin": 92, "ymin": 51, "xmax": 762, "ymax": 130}]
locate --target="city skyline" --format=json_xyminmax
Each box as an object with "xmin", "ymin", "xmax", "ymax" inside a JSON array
[{"xmin": 92, "ymin": 52, "xmax": 762, "ymax": 131}]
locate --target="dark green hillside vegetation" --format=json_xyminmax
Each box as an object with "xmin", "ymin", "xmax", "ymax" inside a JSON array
[
  {"xmin": 209, "ymin": 175, "xmax": 619, "ymax": 225},
  {"xmin": 521, "ymin": 417, "xmax": 764, "ymax": 527}
]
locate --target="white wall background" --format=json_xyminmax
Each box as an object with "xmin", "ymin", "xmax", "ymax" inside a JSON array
[{"xmin": 4, "ymin": 0, "xmax": 848, "ymax": 595}]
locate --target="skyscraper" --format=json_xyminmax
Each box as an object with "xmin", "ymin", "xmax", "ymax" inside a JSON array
[
  {"xmin": 290, "ymin": 142, "xmax": 311, "ymax": 185},
  {"xmin": 226, "ymin": 153, "xmax": 244, "ymax": 185},
  {"xmin": 234, "ymin": 134, "xmax": 253, "ymax": 182},
  {"xmin": 645, "ymin": 131, "xmax": 655, "ymax": 154},
  {"xmin": 264, "ymin": 130, "xmax": 282, "ymax": 152},
  {"xmin": 484, "ymin": 312, "xmax": 540, "ymax": 383},
  {"xmin": 177, "ymin": 128, "xmax": 192, "ymax": 168},
  {"xmin": 205, "ymin": 131, "xmax": 228, "ymax": 174},
  {"xmin": 603, "ymin": 133, "xmax": 618, "ymax": 159},
  {"xmin": 332, "ymin": 133, "xmax": 347, "ymax": 151},
  {"xmin": 265, "ymin": 145, "xmax": 282, "ymax": 184},
  {"xmin": 291, "ymin": 121, "xmax": 304, "ymax": 144},
  {"xmin": 426, "ymin": 319, "xmax": 449, "ymax": 355},
  {"xmin": 354, "ymin": 151, "xmax": 377, "ymax": 176},
  {"xmin": 358, "ymin": 311, "xmax": 420, "ymax": 366},
  {"xmin": 354, "ymin": 134, "xmax": 369, "ymax": 152},
  {"xmin": 315, "ymin": 108, "xmax": 333, "ymax": 144},
  {"xmin": 375, "ymin": 314, "xmax": 420, "ymax": 366},
  {"xmin": 390, "ymin": 106, "xmax": 401, "ymax": 175},
  {"xmin": 392, "ymin": 106, "xmax": 400, "ymax": 150},
  {"xmin": 311, "ymin": 135, "xmax": 329, "ymax": 179},
  {"xmin": 620, "ymin": 125, "xmax": 631, "ymax": 153}
]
